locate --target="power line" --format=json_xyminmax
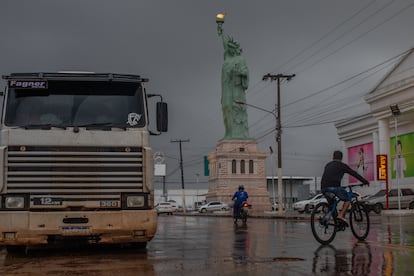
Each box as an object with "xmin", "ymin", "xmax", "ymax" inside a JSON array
[
  {"xmin": 296, "ymin": 1, "xmax": 414, "ymax": 74},
  {"xmin": 283, "ymin": 49, "xmax": 410, "ymax": 110},
  {"xmin": 279, "ymin": 0, "xmax": 378, "ymax": 73}
]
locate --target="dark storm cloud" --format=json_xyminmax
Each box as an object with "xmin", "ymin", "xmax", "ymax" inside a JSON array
[{"xmin": 2, "ymin": 0, "xmax": 414, "ymax": 188}]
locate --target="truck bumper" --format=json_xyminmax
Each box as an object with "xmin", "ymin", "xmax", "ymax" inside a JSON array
[{"xmin": 0, "ymin": 210, "xmax": 157, "ymax": 245}]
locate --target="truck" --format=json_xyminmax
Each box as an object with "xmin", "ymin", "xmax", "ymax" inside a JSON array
[{"xmin": 0, "ymin": 72, "xmax": 168, "ymax": 251}]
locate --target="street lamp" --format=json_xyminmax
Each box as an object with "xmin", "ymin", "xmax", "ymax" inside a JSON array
[
  {"xmin": 235, "ymin": 100, "xmax": 284, "ymax": 215},
  {"xmin": 269, "ymin": 146, "xmax": 276, "ymax": 210},
  {"xmin": 195, "ymin": 173, "xmax": 200, "ymax": 206},
  {"xmin": 390, "ymin": 103, "xmax": 401, "ymax": 210}
]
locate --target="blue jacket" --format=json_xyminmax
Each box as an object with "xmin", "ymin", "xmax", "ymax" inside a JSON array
[{"xmin": 232, "ymin": 190, "xmax": 248, "ymax": 205}]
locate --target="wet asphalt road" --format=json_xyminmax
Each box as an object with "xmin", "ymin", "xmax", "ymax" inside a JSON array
[{"xmin": 0, "ymin": 213, "xmax": 413, "ymax": 275}]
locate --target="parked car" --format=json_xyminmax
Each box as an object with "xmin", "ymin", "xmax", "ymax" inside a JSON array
[
  {"xmin": 169, "ymin": 202, "xmax": 183, "ymax": 212},
  {"xmin": 362, "ymin": 189, "xmax": 387, "ymax": 213},
  {"xmin": 198, "ymin": 201, "xmax": 230, "ymax": 213},
  {"xmin": 308, "ymin": 191, "xmax": 362, "ymax": 212},
  {"xmin": 155, "ymin": 202, "xmax": 176, "ymax": 215},
  {"xmin": 293, "ymin": 194, "xmax": 325, "ymax": 213},
  {"xmin": 294, "ymin": 191, "xmax": 363, "ymax": 213},
  {"xmin": 364, "ymin": 188, "xmax": 414, "ymax": 214},
  {"xmin": 271, "ymin": 201, "xmax": 285, "ymax": 211}
]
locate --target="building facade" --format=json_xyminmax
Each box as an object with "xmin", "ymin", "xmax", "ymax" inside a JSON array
[{"xmin": 335, "ymin": 49, "xmax": 414, "ymax": 196}]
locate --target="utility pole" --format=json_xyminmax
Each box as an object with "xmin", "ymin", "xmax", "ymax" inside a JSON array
[
  {"xmin": 171, "ymin": 139, "xmax": 190, "ymax": 214},
  {"xmin": 262, "ymin": 73, "xmax": 295, "ymax": 215}
]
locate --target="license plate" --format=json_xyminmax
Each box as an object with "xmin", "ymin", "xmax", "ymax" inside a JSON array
[{"xmin": 61, "ymin": 226, "xmax": 91, "ymax": 235}]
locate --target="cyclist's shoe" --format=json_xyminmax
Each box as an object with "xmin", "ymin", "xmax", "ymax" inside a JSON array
[{"xmin": 337, "ymin": 217, "xmax": 349, "ymax": 227}]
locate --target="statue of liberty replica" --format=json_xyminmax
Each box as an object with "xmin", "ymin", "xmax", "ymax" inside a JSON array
[
  {"xmin": 206, "ymin": 14, "xmax": 269, "ymax": 214},
  {"xmin": 217, "ymin": 14, "xmax": 249, "ymax": 140}
]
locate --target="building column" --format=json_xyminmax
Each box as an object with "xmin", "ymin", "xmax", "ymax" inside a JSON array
[
  {"xmin": 372, "ymin": 130, "xmax": 379, "ymax": 189},
  {"xmin": 378, "ymin": 119, "xmax": 390, "ymax": 154},
  {"xmin": 378, "ymin": 119, "xmax": 391, "ymax": 185},
  {"xmin": 341, "ymin": 140, "xmax": 349, "ymax": 183}
]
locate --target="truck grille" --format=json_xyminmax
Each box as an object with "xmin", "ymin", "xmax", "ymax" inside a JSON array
[{"xmin": 6, "ymin": 146, "xmax": 144, "ymax": 208}]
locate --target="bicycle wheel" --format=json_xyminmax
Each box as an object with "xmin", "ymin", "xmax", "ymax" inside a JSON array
[
  {"xmin": 311, "ymin": 202, "xmax": 337, "ymax": 245},
  {"xmin": 349, "ymin": 202, "xmax": 370, "ymax": 241}
]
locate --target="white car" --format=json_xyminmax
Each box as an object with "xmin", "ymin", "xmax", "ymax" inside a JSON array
[
  {"xmin": 198, "ymin": 201, "xmax": 230, "ymax": 213},
  {"xmin": 155, "ymin": 202, "xmax": 176, "ymax": 215},
  {"xmin": 293, "ymin": 194, "xmax": 325, "ymax": 213},
  {"xmin": 308, "ymin": 191, "xmax": 363, "ymax": 212}
]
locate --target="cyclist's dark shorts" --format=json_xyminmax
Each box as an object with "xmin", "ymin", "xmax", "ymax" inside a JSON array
[{"xmin": 322, "ymin": 187, "xmax": 351, "ymax": 202}]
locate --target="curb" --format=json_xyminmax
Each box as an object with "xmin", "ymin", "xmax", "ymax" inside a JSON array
[
  {"xmin": 173, "ymin": 211, "xmax": 310, "ymax": 220},
  {"xmin": 381, "ymin": 209, "xmax": 414, "ymax": 216}
]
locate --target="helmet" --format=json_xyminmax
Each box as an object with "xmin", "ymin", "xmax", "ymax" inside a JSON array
[{"xmin": 238, "ymin": 185, "xmax": 244, "ymax": 191}]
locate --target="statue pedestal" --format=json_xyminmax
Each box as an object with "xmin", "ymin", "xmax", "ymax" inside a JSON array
[{"xmin": 206, "ymin": 139, "xmax": 270, "ymax": 214}]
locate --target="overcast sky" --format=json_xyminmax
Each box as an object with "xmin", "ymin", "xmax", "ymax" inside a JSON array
[{"xmin": 2, "ymin": 0, "xmax": 414, "ymax": 189}]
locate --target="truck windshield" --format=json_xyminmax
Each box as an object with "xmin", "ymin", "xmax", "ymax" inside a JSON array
[{"xmin": 4, "ymin": 80, "xmax": 146, "ymax": 128}]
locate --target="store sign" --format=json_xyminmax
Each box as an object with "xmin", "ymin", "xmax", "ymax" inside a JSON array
[{"xmin": 376, "ymin": 154, "xmax": 388, "ymax": 180}]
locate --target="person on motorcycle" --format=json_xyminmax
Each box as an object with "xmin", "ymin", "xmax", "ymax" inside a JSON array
[
  {"xmin": 232, "ymin": 185, "xmax": 248, "ymax": 220},
  {"xmin": 321, "ymin": 150, "xmax": 369, "ymax": 226}
]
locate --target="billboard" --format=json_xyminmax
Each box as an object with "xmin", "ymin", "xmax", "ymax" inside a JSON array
[
  {"xmin": 390, "ymin": 132, "xmax": 414, "ymax": 179},
  {"xmin": 348, "ymin": 143, "xmax": 374, "ymax": 183}
]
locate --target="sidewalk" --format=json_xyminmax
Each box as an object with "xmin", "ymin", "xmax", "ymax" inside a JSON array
[
  {"xmin": 381, "ymin": 209, "xmax": 414, "ymax": 216},
  {"xmin": 175, "ymin": 208, "xmax": 414, "ymax": 219}
]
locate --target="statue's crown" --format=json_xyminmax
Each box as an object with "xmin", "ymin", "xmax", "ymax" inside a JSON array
[{"xmin": 227, "ymin": 37, "xmax": 240, "ymax": 49}]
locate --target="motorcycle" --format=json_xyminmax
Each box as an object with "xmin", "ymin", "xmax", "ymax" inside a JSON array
[{"xmin": 234, "ymin": 201, "xmax": 249, "ymax": 224}]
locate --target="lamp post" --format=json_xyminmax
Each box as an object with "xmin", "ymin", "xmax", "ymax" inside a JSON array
[
  {"xmin": 195, "ymin": 173, "xmax": 200, "ymax": 207},
  {"xmin": 235, "ymin": 100, "xmax": 284, "ymax": 215},
  {"xmin": 390, "ymin": 103, "xmax": 401, "ymax": 210},
  {"xmin": 269, "ymin": 146, "xmax": 276, "ymax": 210}
]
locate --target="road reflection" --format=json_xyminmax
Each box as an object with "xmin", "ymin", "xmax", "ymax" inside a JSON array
[
  {"xmin": 312, "ymin": 242, "xmax": 373, "ymax": 275},
  {"xmin": 312, "ymin": 240, "xmax": 410, "ymax": 276},
  {"xmin": 0, "ymin": 215, "xmax": 413, "ymax": 275},
  {"xmin": 1, "ymin": 245, "xmax": 155, "ymax": 275},
  {"xmin": 232, "ymin": 223, "xmax": 249, "ymax": 264},
  {"xmin": 351, "ymin": 242, "xmax": 372, "ymax": 275}
]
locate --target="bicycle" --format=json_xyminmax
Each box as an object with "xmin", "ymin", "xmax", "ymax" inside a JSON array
[{"xmin": 310, "ymin": 184, "xmax": 370, "ymax": 245}]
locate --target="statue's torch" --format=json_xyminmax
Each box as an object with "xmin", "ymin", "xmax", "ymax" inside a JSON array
[{"xmin": 216, "ymin": 13, "xmax": 225, "ymax": 35}]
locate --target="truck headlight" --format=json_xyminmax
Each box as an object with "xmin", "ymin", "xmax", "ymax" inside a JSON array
[
  {"xmin": 5, "ymin": 196, "xmax": 26, "ymax": 209},
  {"xmin": 126, "ymin": 195, "xmax": 145, "ymax": 208}
]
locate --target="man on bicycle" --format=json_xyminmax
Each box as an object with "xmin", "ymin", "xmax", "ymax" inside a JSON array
[
  {"xmin": 321, "ymin": 150, "xmax": 369, "ymax": 225},
  {"xmin": 232, "ymin": 185, "xmax": 248, "ymax": 220}
]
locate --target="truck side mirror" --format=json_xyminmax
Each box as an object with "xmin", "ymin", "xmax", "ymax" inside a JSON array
[{"xmin": 156, "ymin": 102, "xmax": 168, "ymax": 132}]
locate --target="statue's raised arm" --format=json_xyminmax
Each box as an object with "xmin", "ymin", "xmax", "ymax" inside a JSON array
[{"xmin": 216, "ymin": 14, "xmax": 227, "ymax": 52}]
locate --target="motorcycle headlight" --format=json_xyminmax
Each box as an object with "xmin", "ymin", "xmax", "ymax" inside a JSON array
[{"xmin": 5, "ymin": 196, "xmax": 26, "ymax": 209}]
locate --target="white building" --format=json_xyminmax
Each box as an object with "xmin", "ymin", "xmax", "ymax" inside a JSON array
[{"xmin": 335, "ymin": 48, "xmax": 414, "ymax": 196}]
